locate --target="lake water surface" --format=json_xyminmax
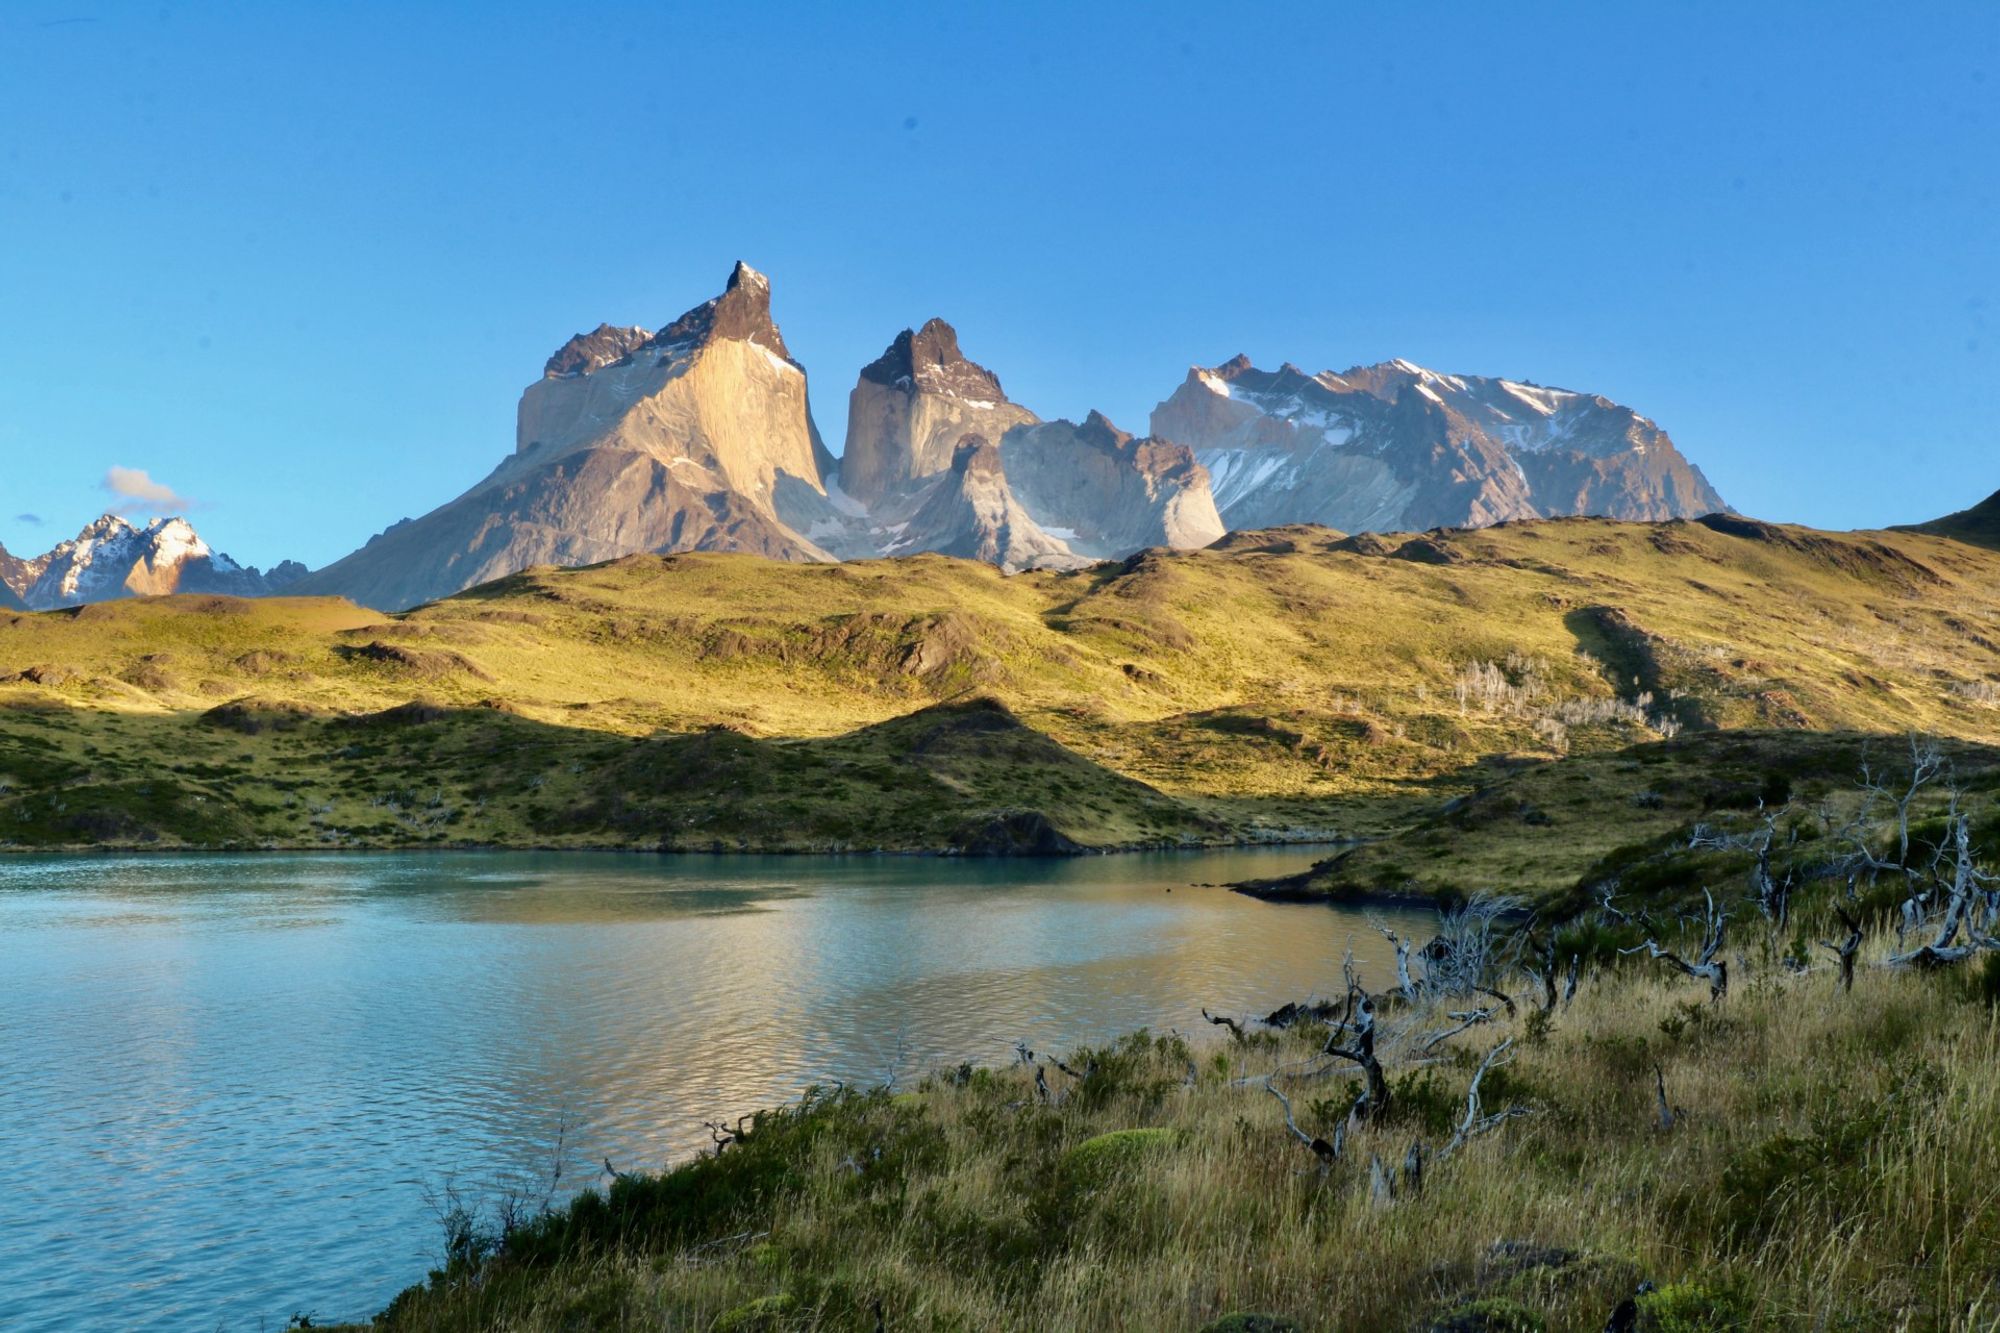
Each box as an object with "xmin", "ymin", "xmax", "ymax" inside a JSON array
[{"xmin": 0, "ymin": 849, "xmax": 1425, "ymax": 1331}]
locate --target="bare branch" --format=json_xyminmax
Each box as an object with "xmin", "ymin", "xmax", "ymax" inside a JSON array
[
  {"xmin": 1652, "ymin": 1063, "xmax": 1679, "ymax": 1133},
  {"xmin": 1622, "ymin": 887, "xmax": 1728, "ymax": 1002},
  {"xmin": 1418, "ymin": 1006, "xmax": 1500, "ymax": 1054},
  {"xmin": 1440, "ymin": 1038, "xmax": 1531, "ymax": 1158},
  {"xmin": 1264, "ymin": 1078, "xmax": 1339, "ymax": 1170},
  {"xmin": 1200, "ymin": 1008, "xmax": 1248, "ymax": 1043}
]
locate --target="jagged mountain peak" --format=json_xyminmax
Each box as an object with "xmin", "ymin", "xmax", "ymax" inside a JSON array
[
  {"xmin": 858, "ymin": 317, "xmax": 1007, "ymax": 402},
  {"xmin": 544, "ymin": 324, "xmax": 652, "ymax": 380},
  {"xmin": 297, "ymin": 262, "xmax": 832, "ymax": 611},
  {"xmin": 841, "ymin": 318, "xmax": 1035, "ymax": 504},
  {"xmin": 15, "ymin": 513, "xmax": 300, "ymax": 610},
  {"xmin": 649, "ymin": 260, "xmax": 791, "ymax": 359},
  {"xmin": 1078, "ymin": 409, "xmax": 1132, "ymax": 448},
  {"xmin": 1154, "ymin": 353, "xmax": 1726, "ymax": 534}
]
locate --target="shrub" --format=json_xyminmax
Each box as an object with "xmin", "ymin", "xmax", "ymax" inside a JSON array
[{"xmin": 1637, "ymin": 1279, "xmax": 1752, "ymax": 1331}]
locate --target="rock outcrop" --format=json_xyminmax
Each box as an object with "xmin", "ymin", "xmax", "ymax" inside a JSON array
[
  {"xmin": 999, "ymin": 411, "xmax": 1224, "ymax": 557},
  {"xmin": 0, "ymin": 541, "xmax": 38, "ymax": 609},
  {"xmin": 891, "ymin": 435, "xmax": 1087, "ymax": 571},
  {"xmin": 1150, "ymin": 356, "xmax": 1726, "ymax": 533},
  {"xmin": 294, "ymin": 262, "xmax": 838, "ymax": 610},
  {"xmin": 839, "ymin": 319, "xmax": 1037, "ymax": 506}
]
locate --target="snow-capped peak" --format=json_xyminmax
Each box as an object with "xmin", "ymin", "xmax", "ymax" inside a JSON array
[{"xmin": 17, "ymin": 514, "xmax": 290, "ymax": 610}]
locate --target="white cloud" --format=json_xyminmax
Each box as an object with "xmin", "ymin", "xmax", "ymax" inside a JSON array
[{"xmin": 103, "ymin": 466, "xmax": 194, "ymax": 514}]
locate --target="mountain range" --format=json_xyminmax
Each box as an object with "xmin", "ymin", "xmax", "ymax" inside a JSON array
[
  {"xmin": 0, "ymin": 516, "xmax": 304, "ymax": 612},
  {"xmin": 278, "ymin": 263, "xmax": 1732, "ymax": 610},
  {"xmin": 11, "ymin": 262, "xmax": 1747, "ymax": 612}
]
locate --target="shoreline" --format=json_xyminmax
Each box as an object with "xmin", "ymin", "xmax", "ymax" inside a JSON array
[{"xmin": 0, "ymin": 833, "xmax": 1359, "ymax": 861}]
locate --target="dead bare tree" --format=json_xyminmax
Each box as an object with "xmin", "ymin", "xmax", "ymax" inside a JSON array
[
  {"xmin": 1522, "ymin": 932, "xmax": 1560, "ymax": 1014},
  {"xmin": 1693, "ymin": 804, "xmax": 1799, "ymax": 931},
  {"xmin": 1748, "ymin": 807, "xmax": 1798, "ymax": 930},
  {"xmin": 1368, "ymin": 1153, "xmax": 1396, "ymax": 1207},
  {"xmin": 1324, "ymin": 989, "xmax": 1391, "ymax": 1124},
  {"xmin": 1819, "ymin": 906, "xmax": 1863, "ymax": 992},
  {"xmin": 1623, "ymin": 888, "xmax": 1729, "ymax": 1002},
  {"xmin": 1436, "ymin": 1038, "xmax": 1532, "ymax": 1160},
  {"xmin": 1421, "ymin": 892, "xmax": 1526, "ymax": 997},
  {"xmin": 1866, "ymin": 734, "xmax": 1947, "ymax": 873},
  {"xmin": 1401, "ymin": 1140, "xmax": 1426, "ymax": 1197},
  {"xmin": 1372, "ymin": 919, "xmax": 1419, "ymax": 1001},
  {"xmin": 1887, "ymin": 811, "xmax": 2000, "ymax": 968}
]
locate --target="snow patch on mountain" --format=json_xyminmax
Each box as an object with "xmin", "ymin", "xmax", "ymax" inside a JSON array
[{"xmin": 17, "ymin": 515, "xmax": 301, "ymax": 610}]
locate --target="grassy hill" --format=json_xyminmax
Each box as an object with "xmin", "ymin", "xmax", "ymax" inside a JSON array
[
  {"xmin": 1903, "ymin": 487, "xmax": 2000, "ymax": 549},
  {"xmin": 5, "ymin": 514, "xmax": 2000, "ymax": 882}
]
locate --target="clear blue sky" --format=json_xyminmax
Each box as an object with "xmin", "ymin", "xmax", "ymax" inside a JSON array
[{"xmin": 2, "ymin": 2, "xmax": 1994, "ymax": 569}]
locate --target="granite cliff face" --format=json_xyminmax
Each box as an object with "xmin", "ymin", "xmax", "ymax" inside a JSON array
[
  {"xmin": 834, "ymin": 319, "xmax": 1224, "ymax": 567},
  {"xmin": 891, "ymin": 435, "xmax": 1086, "ymax": 571},
  {"xmin": 295, "ymin": 263, "xmax": 838, "ymax": 610},
  {"xmin": 840, "ymin": 319, "xmax": 1038, "ymax": 506},
  {"xmin": 1150, "ymin": 356, "xmax": 1725, "ymax": 533},
  {"xmin": 999, "ymin": 411, "xmax": 1224, "ymax": 558},
  {"xmin": 5, "ymin": 516, "xmax": 303, "ymax": 610}
]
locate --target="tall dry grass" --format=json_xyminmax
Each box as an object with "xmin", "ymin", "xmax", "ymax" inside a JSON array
[{"xmin": 366, "ymin": 924, "xmax": 2000, "ymax": 1332}]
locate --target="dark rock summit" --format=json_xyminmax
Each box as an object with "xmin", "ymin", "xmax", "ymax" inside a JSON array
[
  {"xmin": 859, "ymin": 317, "xmax": 1009, "ymax": 402},
  {"xmin": 652, "ymin": 260, "xmax": 792, "ymax": 356},
  {"xmin": 840, "ymin": 317, "xmax": 1038, "ymax": 505},
  {"xmin": 544, "ymin": 324, "xmax": 652, "ymax": 379}
]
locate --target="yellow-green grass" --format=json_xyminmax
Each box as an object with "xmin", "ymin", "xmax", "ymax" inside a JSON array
[
  {"xmin": 1257, "ymin": 731, "xmax": 2000, "ymax": 907},
  {"xmin": 349, "ymin": 915, "xmax": 2000, "ymax": 1332},
  {"xmin": 5, "ymin": 516, "xmax": 2000, "ymax": 859}
]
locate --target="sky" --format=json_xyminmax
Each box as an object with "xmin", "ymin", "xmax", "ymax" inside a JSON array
[{"xmin": 0, "ymin": 2, "xmax": 1995, "ymax": 570}]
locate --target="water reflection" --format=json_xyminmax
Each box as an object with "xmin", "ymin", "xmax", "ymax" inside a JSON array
[{"xmin": 0, "ymin": 849, "xmax": 1428, "ymax": 1331}]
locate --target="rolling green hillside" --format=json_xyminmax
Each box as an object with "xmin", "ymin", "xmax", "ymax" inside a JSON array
[{"xmin": 5, "ymin": 514, "xmax": 2000, "ymax": 882}]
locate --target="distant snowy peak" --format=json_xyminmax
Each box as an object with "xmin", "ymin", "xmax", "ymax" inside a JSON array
[
  {"xmin": 18, "ymin": 515, "xmax": 301, "ymax": 610},
  {"xmin": 1153, "ymin": 355, "xmax": 1726, "ymax": 533}
]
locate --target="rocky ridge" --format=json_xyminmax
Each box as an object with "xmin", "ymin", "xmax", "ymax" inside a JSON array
[{"xmin": 1150, "ymin": 355, "xmax": 1725, "ymax": 533}]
